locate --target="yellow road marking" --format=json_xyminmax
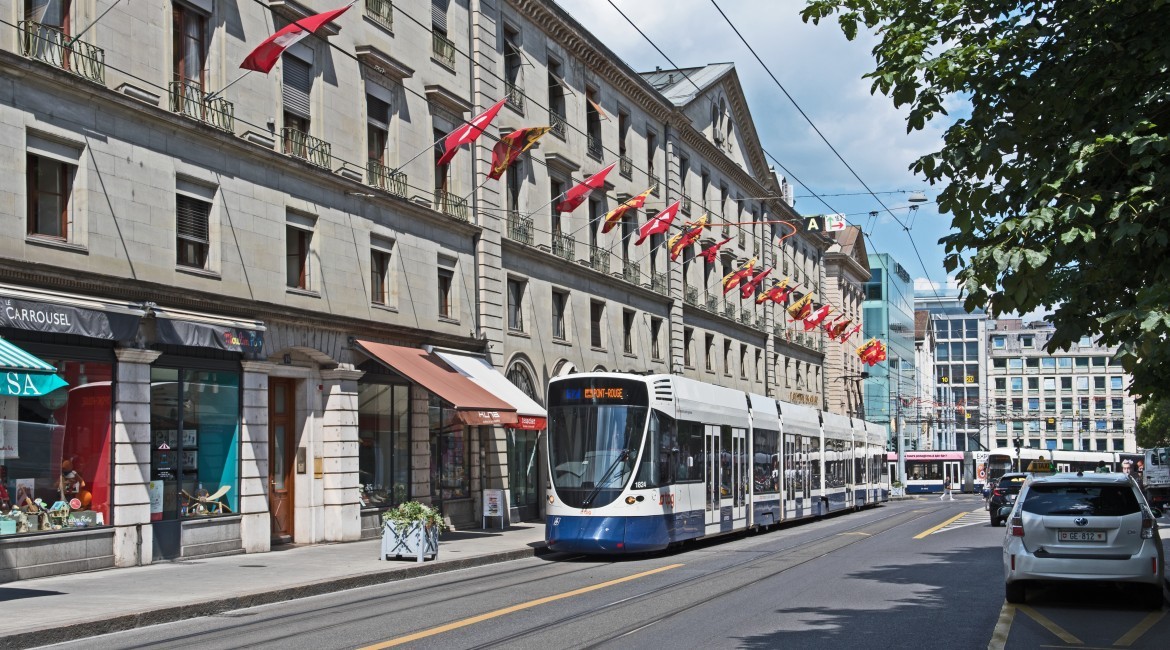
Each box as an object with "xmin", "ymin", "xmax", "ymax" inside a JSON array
[
  {"xmin": 360, "ymin": 563, "xmax": 684, "ymax": 649},
  {"xmin": 914, "ymin": 510, "xmax": 970, "ymax": 539},
  {"xmin": 1018, "ymin": 605, "xmax": 1083, "ymax": 645},
  {"xmin": 988, "ymin": 601, "xmax": 1015, "ymax": 650},
  {"xmin": 1113, "ymin": 608, "xmax": 1165, "ymax": 647}
]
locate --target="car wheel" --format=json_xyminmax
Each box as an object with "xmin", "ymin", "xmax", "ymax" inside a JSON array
[
  {"xmin": 990, "ymin": 515, "xmax": 1000, "ymax": 527},
  {"xmin": 1005, "ymin": 581, "xmax": 1025, "ymax": 604},
  {"xmin": 1140, "ymin": 584, "xmax": 1164, "ymax": 610}
]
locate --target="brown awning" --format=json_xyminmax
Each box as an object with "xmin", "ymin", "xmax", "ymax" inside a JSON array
[{"xmin": 355, "ymin": 340, "xmax": 517, "ymax": 426}]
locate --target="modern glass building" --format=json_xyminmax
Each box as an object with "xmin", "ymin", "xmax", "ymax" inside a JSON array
[
  {"xmin": 915, "ymin": 287, "xmax": 988, "ymax": 451},
  {"xmin": 862, "ymin": 254, "xmax": 917, "ymax": 450}
]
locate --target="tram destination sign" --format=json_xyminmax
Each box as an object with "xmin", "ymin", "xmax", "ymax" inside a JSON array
[{"xmin": 550, "ymin": 378, "xmax": 646, "ymax": 406}]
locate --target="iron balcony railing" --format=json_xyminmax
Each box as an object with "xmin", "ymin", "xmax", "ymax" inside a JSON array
[
  {"xmin": 739, "ymin": 311, "xmax": 753, "ymax": 326},
  {"xmin": 619, "ymin": 155, "xmax": 633, "ymax": 179},
  {"xmin": 589, "ymin": 245, "xmax": 610, "ymax": 274},
  {"xmin": 680, "ymin": 193, "xmax": 692, "ymax": 215},
  {"xmin": 169, "ymin": 80, "xmax": 234, "ymax": 132},
  {"xmin": 434, "ymin": 190, "xmax": 468, "ymax": 221},
  {"xmin": 623, "ymin": 265, "xmax": 642, "ymax": 285},
  {"xmin": 367, "ymin": 161, "xmax": 408, "ymax": 197},
  {"xmin": 432, "ymin": 32, "xmax": 456, "ymax": 67},
  {"xmin": 367, "ymin": 0, "xmax": 394, "ymax": 30},
  {"xmin": 705, "ymin": 295, "xmax": 719, "ymax": 312},
  {"xmin": 507, "ymin": 210, "xmax": 533, "ymax": 245},
  {"xmin": 549, "ymin": 110, "xmax": 567, "ymax": 138},
  {"xmin": 19, "ymin": 21, "xmax": 105, "ymax": 85},
  {"xmin": 587, "ymin": 133, "xmax": 602, "ymax": 160},
  {"xmin": 774, "ymin": 324, "xmax": 785, "ymax": 337},
  {"xmin": 684, "ymin": 286, "xmax": 699, "ymax": 306},
  {"xmin": 649, "ymin": 173, "xmax": 661, "ymax": 197},
  {"xmin": 552, "ymin": 232, "xmax": 574, "ymax": 261},
  {"xmin": 722, "ymin": 303, "xmax": 737, "ymax": 320},
  {"xmin": 282, "ymin": 128, "xmax": 332, "ymax": 169},
  {"xmin": 504, "ymin": 81, "xmax": 525, "ymax": 111},
  {"xmin": 651, "ymin": 272, "xmax": 668, "ymax": 294}
]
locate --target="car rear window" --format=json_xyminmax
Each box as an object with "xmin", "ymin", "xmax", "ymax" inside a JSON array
[
  {"xmin": 999, "ymin": 475, "xmax": 1027, "ymax": 491},
  {"xmin": 1021, "ymin": 484, "xmax": 1141, "ymax": 516}
]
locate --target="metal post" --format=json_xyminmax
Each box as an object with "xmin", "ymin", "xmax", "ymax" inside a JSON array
[{"xmin": 896, "ymin": 359, "xmax": 906, "ymax": 486}]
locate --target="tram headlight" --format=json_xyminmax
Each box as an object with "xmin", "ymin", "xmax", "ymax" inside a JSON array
[
  {"xmin": 625, "ymin": 496, "xmax": 637, "ymax": 505},
  {"xmin": 548, "ymin": 495, "xmax": 555, "ymax": 504}
]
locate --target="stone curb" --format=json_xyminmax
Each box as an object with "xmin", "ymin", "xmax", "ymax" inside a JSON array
[{"xmin": 0, "ymin": 545, "xmax": 553, "ymax": 650}]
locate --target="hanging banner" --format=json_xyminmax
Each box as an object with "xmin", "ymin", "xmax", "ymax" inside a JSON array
[{"xmin": 0, "ymin": 295, "xmax": 141, "ymax": 340}]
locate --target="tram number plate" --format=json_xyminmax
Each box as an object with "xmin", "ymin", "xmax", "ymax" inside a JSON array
[{"xmin": 1058, "ymin": 530, "xmax": 1105, "ymax": 542}]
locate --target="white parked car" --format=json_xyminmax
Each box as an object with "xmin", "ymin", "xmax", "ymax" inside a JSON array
[{"xmin": 1001, "ymin": 472, "xmax": 1165, "ymax": 608}]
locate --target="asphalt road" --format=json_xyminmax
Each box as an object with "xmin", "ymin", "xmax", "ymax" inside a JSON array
[{"xmin": 40, "ymin": 497, "xmax": 1170, "ymax": 650}]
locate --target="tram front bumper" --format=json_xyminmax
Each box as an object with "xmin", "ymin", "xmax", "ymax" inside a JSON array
[{"xmin": 546, "ymin": 515, "xmax": 669, "ymax": 554}]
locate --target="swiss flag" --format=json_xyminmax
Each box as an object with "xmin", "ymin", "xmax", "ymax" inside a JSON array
[
  {"xmin": 739, "ymin": 268, "xmax": 772, "ymax": 300},
  {"xmin": 802, "ymin": 304, "xmax": 833, "ymax": 331},
  {"xmin": 437, "ymin": 99, "xmax": 508, "ymax": 166},
  {"xmin": 635, "ymin": 201, "xmax": 682, "ymax": 246},
  {"xmin": 241, "ymin": 6, "xmax": 352, "ymax": 73},
  {"xmin": 556, "ymin": 162, "xmax": 617, "ymax": 213}
]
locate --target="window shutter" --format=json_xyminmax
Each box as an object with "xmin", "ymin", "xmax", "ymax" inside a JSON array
[
  {"xmin": 282, "ymin": 55, "xmax": 312, "ymax": 118},
  {"xmin": 431, "ymin": 0, "xmax": 447, "ymax": 32},
  {"xmin": 367, "ymin": 94, "xmax": 389, "ymax": 130},
  {"xmin": 176, "ymin": 194, "xmax": 210, "ymax": 243}
]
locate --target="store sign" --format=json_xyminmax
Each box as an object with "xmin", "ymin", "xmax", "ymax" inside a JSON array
[
  {"xmin": 155, "ymin": 318, "xmax": 265, "ymax": 354},
  {"xmin": 789, "ymin": 391, "xmax": 820, "ymax": 406},
  {"xmin": 1, "ymin": 297, "xmax": 140, "ymax": 340},
  {"xmin": 457, "ymin": 409, "xmax": 518, "ymax": 426},
  {"xmin": 514, "ymin": 415, "xmax": 547, "ymax": 430},
  {"xmin": 1, "ymin": 371, "xmax": 68, "ymax": 397}
]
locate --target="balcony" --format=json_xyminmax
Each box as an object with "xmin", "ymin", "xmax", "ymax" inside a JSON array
[
  {"xmin": 19, "ymin": 21, "xmax": 105, "ymax": 85},
  {"xmin": 367, "ymin": 160, "xmax": 408, "ymax": 197},
  {"xmin": 623, "ymin": 265, "xmax": 642, "ymax": 285},
  {"xmin": 685, "ymin": 286, "xmax": 699, "ymax": 306},
  {"xmin": 507, "ymin": 210, "xmax": 533, "ymax": 245},
  {"xmin": 773, "ymin": 324, "xmax": 785, "ymax": 338},
  {"xmin": 649, "ymin": 173, "xmax": 661, "ymax": 197},
  {"xmin": 552, "ymin": 232, "xmax": 574, "ymax": 261},
  {"xmin": 587, "ymin": 133, "xmax": 603, "ymax": 160},
  {"xmin": 282, "ymin": 128, "xmax": 332, "ymax": 169},
  {"xmin": 705, "ymin": 295, "xmax": 719, "ymax": 312},
  {"xmin": 549, "ymin": 110, "xmax": 567, "ymax": 139},
  {"xmin": 619, "ymin": 155, "xmax": 633, "ymax": 179},
  {"xmin": 168, "ymin": 80, "xmax": 234, "ymax": 132},
  {"xmin": 589, "ymin": 245, "xmax": 610, "ymax": 274},
  {"xmin": 504, "ymin": 81, "xmax": 525, "ymax": 111},
  {"xmin": 432, "ymin": 32, "xmax": 456, "ymax": 68},
  {"xmin": 651, "ymin": 272, "xmax": 668, "ymax": 294},
  {"xmin": 367, "ymin": 0, "xmax": 394, "ymax": 30},
  {"xmin": 723, "ymin": 303, "xmax": 736, "ymax": 321},
  {"xmin": 739, "ymin": 311, "xmax": 753, "ymax": 327},
  {"xmin": 433, "ymin": 189, "xmax": 468, "ymax": 221}
]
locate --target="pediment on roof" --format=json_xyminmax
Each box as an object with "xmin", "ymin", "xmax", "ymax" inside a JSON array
[{"xmin": 674, "ymin": 66, "xmax": 773, "ymax": 187}]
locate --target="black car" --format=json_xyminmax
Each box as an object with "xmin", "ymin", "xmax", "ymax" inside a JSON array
[{"xmin": 989, "ymin": 473, "xmax": 1029, "ymax": 526}]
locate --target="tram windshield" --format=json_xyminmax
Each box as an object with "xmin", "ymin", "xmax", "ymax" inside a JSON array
[{"xmin": 547, "ymin": 377, "xmax": 648, "ymax": 508}]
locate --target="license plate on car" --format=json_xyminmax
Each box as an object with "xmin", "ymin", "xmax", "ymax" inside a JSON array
[
  {"xmin": 1058, "ymin": 530, "xmax": 1106, "ymax": 542},
  {"xmin": 1006, "ymin": 494, "xmax": 1015, "ymax": 502}
]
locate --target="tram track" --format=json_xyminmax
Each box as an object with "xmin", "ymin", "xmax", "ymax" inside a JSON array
[{"xmin": 472, "ymin": 503, "xmax": 942, "ymax": 650}]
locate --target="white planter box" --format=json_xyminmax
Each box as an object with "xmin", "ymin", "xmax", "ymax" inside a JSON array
[{"xmin": 380, "ymin": 521, "xmax": 439, "ymax": 562}]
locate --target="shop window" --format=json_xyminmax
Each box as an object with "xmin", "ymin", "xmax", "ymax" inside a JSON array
[
  {"xmin": 149, "ymin": 367, "xmax": 240, "ymax": 519},
  {"xmin": 429, "ymin": 394, "xmax": 468, "ymax": 501},
  {"xmin": 1, "ymin": 358, "xmax": 113, "ymax": 534},
  {"xmin": 357, "ymin": 382, "xmax": 410, "ymax": 508}
]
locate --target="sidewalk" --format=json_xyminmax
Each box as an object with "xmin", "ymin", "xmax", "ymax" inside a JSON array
[{"xmin": 0, "ymin": 524, "xmax": 548, "ymax": 649}]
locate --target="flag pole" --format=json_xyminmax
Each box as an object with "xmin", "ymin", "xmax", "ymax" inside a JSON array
[
  {"xmin": 204, "ymin": 70, "xmax": 254, "ymax": 103},
  {"xmin": 67, "ymin": 0, "xmax": 121, "ymax": 47}
]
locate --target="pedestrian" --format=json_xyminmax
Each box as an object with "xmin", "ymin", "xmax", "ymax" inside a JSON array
[
  {"xmin": 940, "ymin": 477, "xmax": 954, "ymax": 501},
  {"xmin": 1095, "ymin": 460, "xmax": 1110, "ymax": 473}
]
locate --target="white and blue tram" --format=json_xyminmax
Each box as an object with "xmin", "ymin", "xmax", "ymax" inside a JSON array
[{"xmin": 544, "ymin": 373, "xmax": 889, "ymax": 554}]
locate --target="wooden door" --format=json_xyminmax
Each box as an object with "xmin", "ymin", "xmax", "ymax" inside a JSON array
[{"xmin": 268, "ymin": 377, "xmax": 296, "ymax": 541}]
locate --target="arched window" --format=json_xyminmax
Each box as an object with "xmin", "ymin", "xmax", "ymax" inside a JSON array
[{"xmin": 506, "ymin": 363, "xmax": 540, "ymax": 403}]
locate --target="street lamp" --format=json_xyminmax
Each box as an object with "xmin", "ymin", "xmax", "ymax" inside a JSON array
[{"xmin": 908, "ymin": 191, "xmax": 928, "ymax": 203}]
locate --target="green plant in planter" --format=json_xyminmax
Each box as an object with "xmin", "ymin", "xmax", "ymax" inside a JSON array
[{"xmin": 381, "ymin": 501, "xmax": 449, "ymax": 534}]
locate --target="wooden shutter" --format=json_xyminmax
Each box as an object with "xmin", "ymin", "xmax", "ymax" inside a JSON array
[{"xmin": 282, "ymin": 54, "xmax": 312, "ymax": 118}]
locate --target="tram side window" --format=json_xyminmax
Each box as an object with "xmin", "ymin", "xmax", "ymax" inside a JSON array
[
  {"xmin": 808, "ymin": 436, "xmax": 822, "ymax": 487},
  {"xmin": 674, "ymin": 420, "xmax": 704, "ymax": 483},
  {"xmin": 754, "ymin": 429, "xmax": 779, "ymax": 493},
  {"xmin": 784, "ymin": 434, "xmax": 799, "ymax": 498},
  {"xmin": 635, "ymin": 411, "xmax": 664, "ymax": 488}
]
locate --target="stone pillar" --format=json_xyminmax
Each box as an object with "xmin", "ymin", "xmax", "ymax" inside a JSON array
[
  {"xmin": 112, "ymin": 347, "xmax": 161, "ymax": 567},
  {"xmin": 320, "ymin": 367, "xmax": 363, "ymax": 541},
  {"xmin": 411, "ymin": 385, "xmax": 432, "ymax": 505},
  {"xmin": 239, "ymin": 360, "xmax": 275, "ymax": 553},
  {"xmin": 482, "ymin": 425, "xmax": 509, "ymax": 528}
]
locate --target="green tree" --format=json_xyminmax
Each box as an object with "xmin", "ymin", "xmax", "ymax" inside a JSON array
[
  {"xmin": 801, "ymin": 1, "xmax": 1170, "ymax": 399},
  {"xmin": 1137, "ymin": 399, "xmax": 1170, "ymax": 449}
]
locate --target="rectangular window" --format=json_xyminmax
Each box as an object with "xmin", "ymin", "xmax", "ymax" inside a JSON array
[
  {"xmin": 551, "ymin": 290, "xmax": 567, "ymax": 340},
  {"xmin": 1076, "ymin": 357, "xmax": 1089, "ymax": 369},
  {"xmin": 429, "ymin": 393, "xmax": 469, "ymax": 500},
  {"xmin": 26, "ymin": 153, "xmax": 74, "ymax": 239},
  {"xmin": 176, "ymin": 192, "xmax": 211, "ymax": 269},
  {"xmin": 1110, "ymin": 376, "xmax": 1123, "ymax": 390},
  {"xmin": 1058, "ymin": 357, "xmax": 1072, "ymax": 369},
  {"xmin": 755, "ymin": 350, "xmax": 762, "ymax": 382},
  {"xmin": 992, "ymin": 336, "xmax": 1005, "ymax": 349},
  {"xmin": 1111, "ymin": 397, "xmax": 1123, "ymax": 411},
  {"xmin": 1021, "ymin": 335, "xmax": 1034, "ymax": 348},
  {"xmin": 1094, "ymin": 376, "xmax": 1106, "ymax": 390},
  {"xmin": 1077, "ymin": 377, "xmax": 1089, "ymax": 391},
  {"xmin": 683, "ymin": 327, "xmax": 693, "ymax": 367},
  {"xmin": 705, "ymin": 333, "xmax": 714, "ymax": 372},
  {"xmin": 285, "ymin": 213, "xmax": 315, "ymax": 290},
  {"xmin": 650, "ymin": 317, "xmax": 662, "ymax": 361},
  {"xmin": 623, "ymin": 309, "xmax": 635, "ymax": 354},
  {"xmin": 995, "ymin": 378, "xmax": 1006, "ymax": 390},
  {"xmin": 357, "ymin": 382, "xmax": 411, "ymax": 507},
  {"xmin": 1113, "ymin": 438, "xmax": 1124, "ymax": 451},
  {"xmin": 1043, "ymin": 377, "xmax": 1056, "ymax": 391},
  {"xmin": 1026, "ymin": 357, "xmax": 1039, "ymax": 369},
  {"xmin": 282, "ymin": 53, "xmax": 312, "ymax": 150},
  {"xmin": 367, "ymin": 93, "xmax": 390, "ymax": 165},
  {"xmin": 1008, "ymin": 358, "xmax": 1022, "ymax": 370},
  {"xmin": 507, "ymin": 278, "xmax": 525, "ymax": 332},
  {"xmin": 172, "ymin": 2, "xmax": 207, "ymax": 94},
  {"xmin": 371, "ymin": 247, "xmax": 391, "ymax": 305},
  {"xmin": 739, "ymin": 344, "xmax": 747, "ymax": 379},
  {"xmin": 1011, "ymin": 377, "xmax": 1023, "ymax": 391},
  {"xmin": 590, "ymin": 300, "xmax": 605, "ymax": 348},
  {"xmin": 437, "ymin": 266, "xmax": 454, "ymax": 319},
  {"xmin": 1061, "ymin": 377, "xmax": 1072, "ymax": 391},
  {"xmin": 1040, "ymin": 357, "xmax": 1056, "ymax": 369},
  {"xmin": 723, "ymin": 339, "xmax": 732, "ymax": 376}
]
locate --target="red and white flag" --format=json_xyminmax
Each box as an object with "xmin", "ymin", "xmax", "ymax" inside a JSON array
[
  {"xmin": 634, "ymin": 201, "xmax": 682, "ymax": 246},
  {"xmin": 241, "ymin": 6, "xmax": 352, "ymax": 73},
  {"xmin": 802, "ymin": 304, "xmax": 833, "ymax": 331},
  {"xmin": 437, "ymin": 98, "xmax": 507, "ymax": 166},
  {"xmin": 740, "ymin": 267, "xmax": 772, "ymax": 300},
  {"xmin": 556, "ymin": 162, "xmax": 617, "ymax": 213}
]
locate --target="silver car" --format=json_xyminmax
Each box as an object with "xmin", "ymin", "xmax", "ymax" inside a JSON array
[{"xmin": 1001, "ymin": 472, "xmax": 1165, "ymax": 608}]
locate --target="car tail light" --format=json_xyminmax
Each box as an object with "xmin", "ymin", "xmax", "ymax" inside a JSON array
[
  {"xmin": 1141, "ymin": 509, "xmax": 1156, "ymax": 539},
  {"xmin": 993, "ymin": 488, "xmax": 1004, "ymax": 497},
  {"xmin": 1010, "ymin": 514, "xmax": 1024, "ymax": 537}
]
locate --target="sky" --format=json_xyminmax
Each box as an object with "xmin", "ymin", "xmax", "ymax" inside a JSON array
[{"xmin": 553, "ymin": 0, "xmax": 958, "ymax": 292}]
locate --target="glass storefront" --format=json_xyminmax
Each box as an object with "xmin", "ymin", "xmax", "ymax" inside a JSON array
[
  {"xmin": 357, "ymin": 381, "xmax": 411, "ymax": 508},
  {"xmin": 148, "ymin": 367, "xmax": 240, "ymax": 519},
  {"xmin": 1, "ymin": 358, "xmax": 113, "ymax": 535},
  {"xmin": 429, "ymin": 395, "xmax": 468, "ymax": 501}
]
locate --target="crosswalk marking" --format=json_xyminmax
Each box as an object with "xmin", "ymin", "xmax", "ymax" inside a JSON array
[{"xmin": 921, "ymin": 508, "xmax": 987, "ymax": 537}]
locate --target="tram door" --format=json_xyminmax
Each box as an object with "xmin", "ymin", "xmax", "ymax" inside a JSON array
[
  {"xmin": 728, "ymin": 427, "xmax": 747, "ymax": 523},
  {"xmin": 944, "ymin": 461, "xmax": 961, "ymax": 492},
  {"xmin": 705, "ymin": 425, "xmax": 722, "ymax": 528}
]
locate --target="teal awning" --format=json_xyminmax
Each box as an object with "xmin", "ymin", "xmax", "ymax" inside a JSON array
[{"xmin": 0, "ymin": 337, "xmax": 68, "ymax": 397}]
